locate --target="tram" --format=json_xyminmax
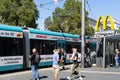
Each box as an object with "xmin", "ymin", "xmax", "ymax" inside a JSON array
[{"xmin": 0, "ymin": 24, "xmax": 96, "ymax": 72}]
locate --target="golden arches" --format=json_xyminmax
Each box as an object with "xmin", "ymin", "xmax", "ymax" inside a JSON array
[{"xmin": 95, "ymin": 16, "xmax": 115, "ymax": 31}]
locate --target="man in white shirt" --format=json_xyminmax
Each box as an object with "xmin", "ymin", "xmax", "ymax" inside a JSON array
[{"xmin": 67, "ymin": 48, "xmax": 82, "ymax": 80}]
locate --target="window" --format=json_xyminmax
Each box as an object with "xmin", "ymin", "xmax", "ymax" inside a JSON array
[
  {"xmin": 30, "ymin": 40, "xmax": 56, "ymax": 55},
  {"xmin": 0, "ymin": 37, "xmax": 23, "ymax": 56},
  {"xmin": 86, "ymin": 42, "xmax": 96, "ymax": 51},
  {"xmin": 66, "ymin": 42, "xmax": 81, "ymax": 53}
]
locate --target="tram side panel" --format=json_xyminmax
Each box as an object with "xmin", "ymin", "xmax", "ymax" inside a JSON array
[
  {"xmin": 29, "ymin": 31, "xmax": 60, "ymax": 67},
  {"xmin": 0, "ymin": 26, "xmax": 24, "ymax": 72}
]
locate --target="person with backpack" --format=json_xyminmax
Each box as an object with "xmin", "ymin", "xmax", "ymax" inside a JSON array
[
  {"xmin": 30, "ymin": 48, "xmax": 41, "ymax": 80},
  {"xmin": 67, "ymin": 48, "xmax": 82, "ymax": 80}
]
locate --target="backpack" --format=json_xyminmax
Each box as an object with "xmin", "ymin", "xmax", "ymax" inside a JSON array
[
  {"xmin": 73, "ymin": 53, "xmax": 81, "ymax": 63},
  {"xmin": 77, "ymin": 53, "xmax": 82, "ymax": 63},
  {"xmin": 35, "ymin": 53, "xmax": 41, "ymax": 63}
]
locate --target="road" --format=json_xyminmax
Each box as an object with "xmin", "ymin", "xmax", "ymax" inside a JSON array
[{"xmin": 0, "ymin": 65, "xmax": 120, "ymax": 80}]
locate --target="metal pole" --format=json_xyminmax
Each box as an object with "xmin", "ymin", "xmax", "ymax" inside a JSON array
[
  {"xmin": 103, "ymin": 36, "xmax": 106, "ymax": 68},
  {"xmin": 81, "ymin": 0, "xmax": 85, "ymax": 68}
]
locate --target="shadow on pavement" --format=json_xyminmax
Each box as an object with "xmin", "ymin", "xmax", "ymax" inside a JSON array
[
  {"xmin": 65, "ymin": 68, "xmax": 70, "ymax": 70},
  {"xmin": 60, "ymin": 78, "xmax": 67, "ymax": 80},
  {"xmin": 60, "ymin": 68, "xmax": 70, "ymax": 71},
  {"xmin": 82, "ymin": 75, "xmax": 85, "ymax": 78},
  {"xmin": 39, "ymin": 76, "xmax": 48, "ymax": 79}
]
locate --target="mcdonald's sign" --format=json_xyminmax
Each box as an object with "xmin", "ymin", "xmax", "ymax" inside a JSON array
[{"xmin": 95, "ymin": 16, "xmax": 115, "ymax": 31}]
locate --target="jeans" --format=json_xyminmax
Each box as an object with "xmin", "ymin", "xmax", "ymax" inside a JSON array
[
  {"xmin": 115, "ymin": 56, "xmax": 119, "ymax": 67},
  {"xmin": 31, "ymin": 65, "xmax": 39, "ymax": 80}
]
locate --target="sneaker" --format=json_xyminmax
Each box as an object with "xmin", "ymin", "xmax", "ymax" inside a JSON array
[
  {"xmin": 78, "ymin": 76, "xmax": 83, "ymax": 80},
  {"xmin": 67, "ymin": 76, "xmax": 71, "ymax": 80}
]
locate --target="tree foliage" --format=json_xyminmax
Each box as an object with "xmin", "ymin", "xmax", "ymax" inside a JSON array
[
  {"xmin": 44, "ymin": 0, "xmax": 94, "ymax": 36},
  {"xmin": 116, "ymin": 27, "xmax": 120, "ymax": 33},
  {"xmin": 0, "ymin": 0, "xmax": 39, "ymax": 28}
]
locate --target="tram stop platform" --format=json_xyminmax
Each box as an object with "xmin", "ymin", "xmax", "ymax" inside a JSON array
[{"xmin": 0, "ymin": 65, "xmax": 120, "ymax": 80}]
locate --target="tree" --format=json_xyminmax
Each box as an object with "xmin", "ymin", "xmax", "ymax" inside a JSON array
[
  {"xmin": 0, "ymin": 0, "xmax": 39, "ymax": 28},
  {"xmin": 116, "ymin": 27, "xmax": 120, "ymax": 33},
  {"xmin": 44, "ymin": 16, "xmax": 52, "ymax": 30},
  {"xmin": 44, "ymin": 0, "xmax": 94, "ymax": 36}
]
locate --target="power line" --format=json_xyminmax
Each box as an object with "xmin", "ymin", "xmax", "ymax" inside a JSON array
[
  {"xmin": 36, "ymin": 0, "xmax": 64, "ymax": 12},
  {"xmin": 40, "ymin": 6, "xmax": 54, "ymax": 11},
  {"xmin": 38, "ymin": 0, "xmax": 64, "ymax": 6}
]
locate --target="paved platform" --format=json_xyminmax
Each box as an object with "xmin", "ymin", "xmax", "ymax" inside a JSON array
[{"xmin": 0, "ymin": 65, "xmax": 120, "ymax": 80}]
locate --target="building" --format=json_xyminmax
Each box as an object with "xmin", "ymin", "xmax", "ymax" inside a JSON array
[
  {"xmin": 88, "ymin": 17, "xmax": 97, "ymax": 28},
  {"xmin": 108, "ymin": 18, "xmax": 120, "ymax": 30}
]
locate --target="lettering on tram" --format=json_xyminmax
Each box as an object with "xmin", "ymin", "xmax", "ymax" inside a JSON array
[
  {"xmin": 0, "ymin": 57, "xmax": 23, "ymax": 65},
  {"xmin": 0, "ymin": 30, "xmax": 22, "ymax": 38},
  {"xmin": 36, "ymin": 35, "xmax": 47, "ymax": 38}
]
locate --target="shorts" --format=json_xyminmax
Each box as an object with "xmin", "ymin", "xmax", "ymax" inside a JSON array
[{"xmin": 53, "ymin": 65, "xmax": 59, "ymax": 73}]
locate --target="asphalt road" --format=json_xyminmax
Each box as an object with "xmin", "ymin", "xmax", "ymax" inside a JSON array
[{"xmin": 0, "ymin": 65, "xmax": 120, "ymax": 80}]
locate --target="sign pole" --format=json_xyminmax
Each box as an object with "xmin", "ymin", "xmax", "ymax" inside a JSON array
[
  {"xmin": 81, "ymin": 0, "xmax": 85, "ymax": 68},
  {"xmin": 103, "ymin": 35, "xmax": 106, "ymax": 68}
]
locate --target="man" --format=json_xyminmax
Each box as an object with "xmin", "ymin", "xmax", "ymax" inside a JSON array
[
  {"xmin": 30, "ymin": 48, "xmax": 40, "ymax": 80},
  {"xmin": 85, "ymin": 48, "xmax": 92, "ymax": 67},
  {"xmin": 60, "ymin": 48, "xmax": 66, "ymax": 70},
  {"xmin": 53, "ymin": 49, "xmax": 60, "ymax": 80},
  {"xmin": 67, "ymin": 48, "xmax": 82, "ymax": 80}
]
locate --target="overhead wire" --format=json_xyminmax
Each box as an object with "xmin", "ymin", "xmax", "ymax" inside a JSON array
[
  {"xmin": 36, "ymin": 0, "xmax": 65, "ymax": 19},
  {"xmin": 37, "ymin": 0, "xmax": 64, "ymax": 11}
]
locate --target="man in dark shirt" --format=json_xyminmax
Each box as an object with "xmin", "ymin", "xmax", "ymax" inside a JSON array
[{"xmin": 30, "ymin": 48, "xmax": 40, "ymax": 80}]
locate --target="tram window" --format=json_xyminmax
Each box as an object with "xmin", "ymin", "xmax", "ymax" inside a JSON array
[
  {"xmin": 30, "ymin": 40, "xmax": 56, "ymax": 55},
  {"xmin": 45, "ymin": 41, "xmax": 56, "ymax": 54},
  {"xmin": 66, "ymin": 42, "xmax": 81, "ymax": 53},
  {"xmin": 0, "ymin": 37, "xmax": 23, "ymax": 56},
  {"xmin": 57, "ymin": 42, "xmax": 61, "ymax": 49},
  {"xmin": 62, "ymin": 43, "xmax": 65, "ymax": 49},
  {"xmin": 86, "ymin": 43, "xmax": 96, "ymax": 51}
]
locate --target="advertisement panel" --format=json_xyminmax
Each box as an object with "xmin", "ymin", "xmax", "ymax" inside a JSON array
[{"xmin": 0, "ymin": 56, "xmax": 23, "ymax": 66}]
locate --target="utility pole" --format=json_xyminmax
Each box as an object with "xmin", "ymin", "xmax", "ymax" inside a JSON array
[{"xmin": 81, "ymin": 0, "xmax": 85, "ymax": 68}]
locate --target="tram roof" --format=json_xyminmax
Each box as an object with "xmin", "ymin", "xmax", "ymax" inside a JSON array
[
  {"xmin": 0, "ymin": 24, "xmax": 22, "ymax": 32},
  {"xmin": 105, "ymin": 34, "xmax": 120, "ymax": 42},
  {"xmin": 29, "ymin": 28, "xmax": 79, "ymax": 38}
]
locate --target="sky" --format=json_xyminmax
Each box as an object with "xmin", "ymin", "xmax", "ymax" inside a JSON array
[{"xmin": 34, "ymin": 0, "xmax": 120, "ymax": 30}]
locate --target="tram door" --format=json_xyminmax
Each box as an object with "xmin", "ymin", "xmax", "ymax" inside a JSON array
[{"xmin": 57, "ymin": 40, "xmax": 66, "ymax": 51}]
